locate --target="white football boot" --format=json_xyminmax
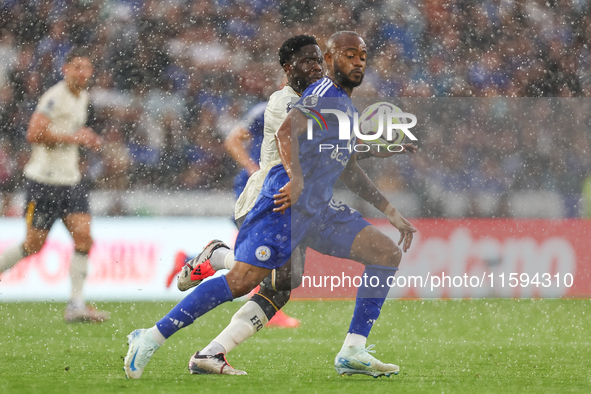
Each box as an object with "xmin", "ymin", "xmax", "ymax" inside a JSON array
[
  {"xmin": 334, "ymin": 344, "xmax": 399, "ymax": 378},
  {"xmin": 188, "ymin": 352, "xmax": 247, "ymax": 375},
  {"xmin": 124, "ymin": 329, "xmax": 161, "ymax": 379}
]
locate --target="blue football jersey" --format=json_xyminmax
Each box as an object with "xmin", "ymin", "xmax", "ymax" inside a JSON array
[
  {"xmin": 259, "ymin": 77, "xmax": 357, "ymax": 216},
  {"xmin": 296, "ymin": 77, "xmax": 357, "ymax": 215}
]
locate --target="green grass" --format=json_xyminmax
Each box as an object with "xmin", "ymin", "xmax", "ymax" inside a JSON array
[{"xmin": 0, "ymin": 299, "xmax": 590, "ymax": 393}]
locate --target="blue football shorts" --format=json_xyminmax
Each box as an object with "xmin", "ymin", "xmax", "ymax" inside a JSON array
[{"xmin": 234, "ymin": 197, "xmax": 370, "ymax": 269}]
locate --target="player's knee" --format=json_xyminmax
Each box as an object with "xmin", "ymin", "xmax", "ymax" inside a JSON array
[
  {"xmin": 74, "ymin": 237, "xmax": 93, "ymax": 254},
  {"xmin": 226, "ymin": 265, "xmax": 268, "ymax": 298},
  {"xmin": 23, "ymin": 239, "xmax": 44, "ymax": 255},
  {"xmin": 373, "ymin": 237, "xmax": 402, "ymax": 268},
  {"xmin": 389, "ymin": 243, "xmax": 403, "ymax": 267}
]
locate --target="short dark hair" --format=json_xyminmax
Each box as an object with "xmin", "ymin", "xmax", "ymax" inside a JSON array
[
  {"xmin": 279, "ymin": 35, "xmax": 319, "ymax": 66},
  {"xmin": 65, "ymin": 47, "xmax": 91, "ymax": 64},
  {"xmin": 326, "ymin": 31, "xmax": 361, "ymax": 52}
]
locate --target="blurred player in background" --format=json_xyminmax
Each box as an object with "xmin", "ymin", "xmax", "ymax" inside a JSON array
[
  {"xmin": 124, "ymin": 31, "xmax": 416, "ymax": 379},
  {"xmin": 0, "ymin": 49, "xmax": 108, "ymax": 323}
]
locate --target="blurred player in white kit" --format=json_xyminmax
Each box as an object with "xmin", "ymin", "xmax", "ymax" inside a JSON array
[{"xmin": 0, "ymin": 48, "xmax": 109, "ymax": 322}]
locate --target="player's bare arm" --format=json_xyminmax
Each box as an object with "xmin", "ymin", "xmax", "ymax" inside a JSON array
[
  {"xmin": 26, "ymin": 112, "xmax": 102, "ymax": 150},
  {"xmin": 340, "ymin": 153, "xmax": 416, "ymax": 252},
  {"xmin": 224, "ymin": 124, "xmax": 260, "ymax": 176},
  {"xmin": 26, "ymin": 113, "xmax": 71, "ymax": 146},
  {"xmin": 273, "ymin": 108, "xmax": 308, "ymax": 213}
]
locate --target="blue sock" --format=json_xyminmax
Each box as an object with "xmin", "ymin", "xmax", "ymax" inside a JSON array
[
  {"xmin": 156, "ymin": 276, "xmax": 233, "ymax": 338},
  {"xmin": 348, "ymin": 265, "xmax": 398, "ymax": 337}
]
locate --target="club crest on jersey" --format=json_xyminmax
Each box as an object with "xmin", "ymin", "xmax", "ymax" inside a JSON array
[
  {"xmin": 255, "ymin": 246, "xmax": 271, "ymax": 261},
  {"xmin": 302, "ymin": 94, "xmax": 318, "ymax": 107}
]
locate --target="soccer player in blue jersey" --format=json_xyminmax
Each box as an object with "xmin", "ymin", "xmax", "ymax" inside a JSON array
[{"xmin": 124, "ymin": 31, "xmax": 416, "ymax": 379}]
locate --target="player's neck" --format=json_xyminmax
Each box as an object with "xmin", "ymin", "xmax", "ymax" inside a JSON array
[
  {"xmin": 328, "ymin": 75, "xmax": 352, "ymax": 97},
  {"xmin": 286, "ymin": 82, "xmax": 303, "ymax": 95}
]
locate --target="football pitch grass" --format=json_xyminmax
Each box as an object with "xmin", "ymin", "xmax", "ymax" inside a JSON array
[{"xmin": 1, "ymin": 299, "xmax": 589, "ymax": 393}]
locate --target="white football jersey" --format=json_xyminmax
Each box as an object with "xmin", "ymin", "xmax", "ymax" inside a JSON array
[
  {"xmin": 24, "ymin": 80, "xmax": 89, "ymax": 185},
  {"xmin": 234, "ymin": 85, "xmax": 299, "ymax": 219}
]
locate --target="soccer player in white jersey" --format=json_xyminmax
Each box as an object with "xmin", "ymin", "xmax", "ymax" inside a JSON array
[
  {"xmin": 170, "ymin": 34, "xmax": 323, "ymax": 349},
  {"xmin": 0, "ymin": 48, "xmax": 109, "ymax": 322},
  {"xmin": 124, "ymin": 36, "xmax": 322, "ymax": 378}
]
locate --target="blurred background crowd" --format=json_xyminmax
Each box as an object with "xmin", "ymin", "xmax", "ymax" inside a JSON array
[{"xmin": 1, "ymin": 0, "xmax": 591, "ymax": 217}]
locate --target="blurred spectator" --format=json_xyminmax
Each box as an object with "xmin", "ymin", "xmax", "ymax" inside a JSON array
[
  {"xmin": 0, "ymin": 0, "xmax": 590, "ymax": 218},
  {"xmin": 179, "ymin": 108, "xmax": 227, "ymax": 189},
  {"xmin": 0, "ymin": 136, "xmax": 18, "ymax": 217},
  {"xmin": 97, "ymin": 124, "xmax": 131, "ymax": 190}
]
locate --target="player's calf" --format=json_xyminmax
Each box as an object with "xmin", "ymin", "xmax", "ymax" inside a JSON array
[{"xmin": 224, "ymin": 261, "xmax": 271, "ymax": 298}]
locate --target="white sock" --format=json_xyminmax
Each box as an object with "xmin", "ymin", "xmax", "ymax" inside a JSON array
[
  {"xmin": 69, "ymin": 251, "xmax": 88, "ymax": 305},
  {"xmin": 0, "ymin": 244, "xmax": 26, "ymax": 273},
  {"xmin": 201, "ymin": 300, "xmax": 268, "ymax": 355},
  {"xmin": 149, "ymin": 326, "xmax": 166, "ymax": 346},
  {"xmin": 223, "ymin": 250, "xmax": 235, "ymax": 270},
  {"xmin": 341, "ymin": 333, "xmax": 367, "ymax": 355},
  {"xmin": 209, "ymin": 248, "xmax": 234, "ymax": 271},
  {"xmin": 200, "ymin": 341, "xmax": 225, "ymax": 356}
]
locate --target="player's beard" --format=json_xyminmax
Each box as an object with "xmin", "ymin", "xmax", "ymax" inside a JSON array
[{"xmin": 333, "ymin": 62, "xmax": 364, "ymax": 90}]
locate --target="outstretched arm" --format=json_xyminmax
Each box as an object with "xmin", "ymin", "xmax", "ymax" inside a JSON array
[
  {"xmin": 340, "ymin": 153, "xmax": 416, "ymax": 251},
  {"xmin": 273, "ymin": 109, "xmax": 308, "ymax": 213}
]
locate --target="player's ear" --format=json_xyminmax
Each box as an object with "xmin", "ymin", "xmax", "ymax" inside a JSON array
[
  {"xmin": 282, "ymin": 63, "xmax": 291, "ymax": 75},
  {"xmin": 324, "ymin": 52, "xmax": 332, "ymax": 67}
]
